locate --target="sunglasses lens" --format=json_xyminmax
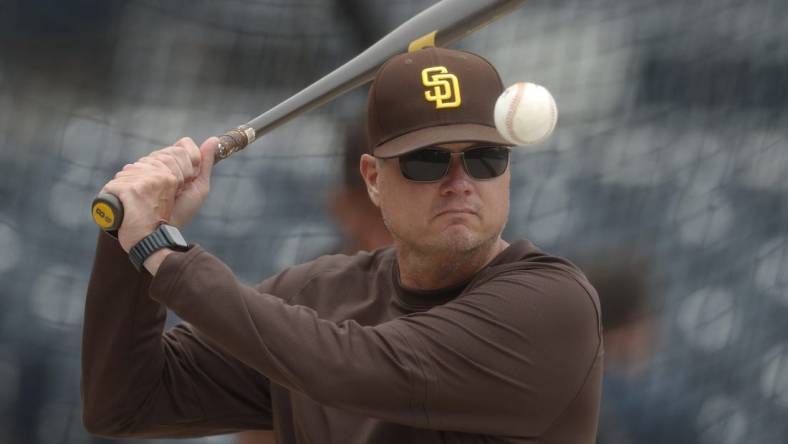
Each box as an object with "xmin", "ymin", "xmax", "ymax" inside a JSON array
[
  {"xmin": 399, "ymin": 149, "xmax": 451, "ymax": 181},
  {"xmin": 464, "ymin": 146, "xmax": 510, "ymax": 179}
]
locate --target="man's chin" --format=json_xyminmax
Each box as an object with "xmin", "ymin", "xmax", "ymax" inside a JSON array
[
  {"xmin": 387, "ymin": 218, "xmax": 499, "ymax": 257},
  {"xmin": 430, "ymin": 226, "xmax": 488, "ymax": 253}
]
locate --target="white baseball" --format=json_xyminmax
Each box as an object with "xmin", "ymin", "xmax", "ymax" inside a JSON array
[{"xmin": 494, "ymin": 82, "xmax": 558, "ymax": 145}]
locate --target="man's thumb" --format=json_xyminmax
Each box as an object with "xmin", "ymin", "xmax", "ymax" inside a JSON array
[{"xmin": 198, "ymin": 137, "xmax": 219, "ymax": 184}]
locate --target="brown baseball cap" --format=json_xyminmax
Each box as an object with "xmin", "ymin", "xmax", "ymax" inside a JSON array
[{"xmin": 367, "ymin": 46, "xmax": 511, "ymax": 158}]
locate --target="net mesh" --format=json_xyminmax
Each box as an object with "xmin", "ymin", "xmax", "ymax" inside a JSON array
[{"xmin": 0, "ymin": 0, "xmax": 786, "ymax": 443}]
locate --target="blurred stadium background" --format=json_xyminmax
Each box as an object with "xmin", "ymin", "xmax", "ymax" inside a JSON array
[{"xmin": 0, "ymin": 0, "xmax": 786, "ymax": 443}]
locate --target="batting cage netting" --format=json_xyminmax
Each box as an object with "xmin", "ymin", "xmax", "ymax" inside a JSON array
[{"xmin": 0, "ymin": 0, "xmax": 786, "ymax": 443}]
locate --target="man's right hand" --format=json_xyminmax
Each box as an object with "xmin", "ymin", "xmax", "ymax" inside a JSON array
[{"xmin": 100, "ymin": 137, "xmax": 218, "ymax": 253}]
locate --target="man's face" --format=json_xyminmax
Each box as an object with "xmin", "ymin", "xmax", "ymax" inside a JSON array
[{"xmin": 361, "ymin": 143, "xmax": 510, "ymax": 256}]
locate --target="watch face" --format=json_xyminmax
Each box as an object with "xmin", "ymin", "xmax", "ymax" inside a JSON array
[{"xmin": 161, "ymin": 224, "xmax": 188, "ymax": 248}]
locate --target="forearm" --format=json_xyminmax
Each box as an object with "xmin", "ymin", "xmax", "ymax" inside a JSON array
[
  {"xmin": 82, "ymin": 233, "xmax": 274, "ymax": 437},
  {"xmin": 81, "ymin": 231, "xmax": 169, "ymax": 434},
  {"xmin": 149, "ymin": 247, "xmax": 426, "ymax": 426}
]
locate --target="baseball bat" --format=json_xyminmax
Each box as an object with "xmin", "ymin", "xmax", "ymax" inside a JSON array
[{"xmin": 91, "ymin": 0, "xmax": 528, "ymax": 231}]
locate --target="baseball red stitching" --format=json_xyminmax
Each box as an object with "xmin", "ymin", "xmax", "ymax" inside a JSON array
[{"xmin": 505, "ymin": 83, "xmax": 529, "ymax": 145}]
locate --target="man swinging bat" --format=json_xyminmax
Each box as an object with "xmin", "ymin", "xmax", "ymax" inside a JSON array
[{"xmin": 82, "ymin": 46, "xmax": 602, "ymax": 443}]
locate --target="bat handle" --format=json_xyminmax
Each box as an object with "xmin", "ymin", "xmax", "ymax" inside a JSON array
[
  {"xmin": 214, "ymin": 124, "xmax": 256, "ymax": 164},
  {"xmin": 91, "ymin": 193, "xmax": 124, "ymax": 232}
]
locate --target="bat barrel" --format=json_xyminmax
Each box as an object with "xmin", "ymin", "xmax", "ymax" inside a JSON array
[{"xmin": 225, "ymin": 0, "xmax": 527, "ymax": 160}]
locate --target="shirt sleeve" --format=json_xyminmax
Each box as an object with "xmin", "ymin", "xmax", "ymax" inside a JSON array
[
  {"xmin": 150, "ymin": 246, "xmax": 602, "ymax": 437},
  {"xmin": 81, "ymin": 232, "xmax": 274, "ymax": 438}
]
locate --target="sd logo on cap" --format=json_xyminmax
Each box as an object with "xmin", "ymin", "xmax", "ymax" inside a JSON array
[{"xmin": 367, "ymin": 46, "xmax": 512, "ymax": 159}]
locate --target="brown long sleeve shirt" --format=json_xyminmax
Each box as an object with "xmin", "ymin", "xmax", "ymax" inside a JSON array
[{"xmin": 82, "ymin": 232, "xmax": 602, "ymax": 443}]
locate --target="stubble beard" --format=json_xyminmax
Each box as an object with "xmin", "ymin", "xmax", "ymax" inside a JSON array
[{"xmin": 383, "ymin": 212, "xmax": 507, "ymax": 266}]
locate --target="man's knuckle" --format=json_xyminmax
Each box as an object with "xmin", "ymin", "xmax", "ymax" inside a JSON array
[
  {"xmin": 159, "ymin": 156, "xmax": 174, "ymax": 167},
  {"xmin": 165, "ymin": 172, "xmax": 178, "ymax": 187},
  {"xmin": 128, "ymin": 183, "xmax": 144, "ymax": 196},
  {"xmin": 177, "ymin": 146, "xmax": 192, "ymax": 159}
]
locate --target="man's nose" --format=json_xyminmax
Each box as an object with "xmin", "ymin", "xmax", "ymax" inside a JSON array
[{"xmin": 440, "ymin": 154, "xmax": 473, "ymax": 195}]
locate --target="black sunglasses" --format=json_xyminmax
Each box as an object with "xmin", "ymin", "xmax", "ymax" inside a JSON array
[{"xmin": 395, "ymin": 145, "xmax": 511, "ymax": 182}]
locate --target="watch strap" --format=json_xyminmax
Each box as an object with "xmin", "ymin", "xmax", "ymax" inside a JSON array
[{"xmin": 128, "ymin": 224, "xmax": 188, "ymax": 272}]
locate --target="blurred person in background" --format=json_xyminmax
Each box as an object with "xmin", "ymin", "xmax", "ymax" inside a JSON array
[
  {"xmin": 327, "ymin": 121, "xmax": 393, "ymax": 255},
  {"xmin": 584, "ymin": 258, "xmax": 700, "ymax": 444}
]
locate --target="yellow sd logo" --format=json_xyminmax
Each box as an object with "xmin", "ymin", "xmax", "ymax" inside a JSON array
[{"xmin": 421, "ymin": 66, "xmax": 461, "ymax": 109}]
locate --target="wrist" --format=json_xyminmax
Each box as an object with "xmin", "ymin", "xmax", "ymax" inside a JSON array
[
  {"xmin": 128, "ymin": 223, "xmax": 189, "ymax": 272},
  {"xmin": 119, "ymin": 218, "xmax": 169, "ymax": 253},
  {"xmin": 144, "ymin": 248, "xmax": 175, "ymax": 275}
]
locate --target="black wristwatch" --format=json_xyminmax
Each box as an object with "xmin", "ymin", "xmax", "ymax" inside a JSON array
[{"xmin": 128, "ymin": 223, "xmax": 189, "ymax": 272}]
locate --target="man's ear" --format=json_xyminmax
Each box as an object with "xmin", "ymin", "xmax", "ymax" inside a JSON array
[{"xmin": 359, "ymin": 154, "xmax": 381, "ymax": 207}]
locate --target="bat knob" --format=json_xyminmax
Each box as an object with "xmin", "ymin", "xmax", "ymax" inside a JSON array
[{"xmin": 91, "ymin": 193, "xmax": 124, "ymax": 232}]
